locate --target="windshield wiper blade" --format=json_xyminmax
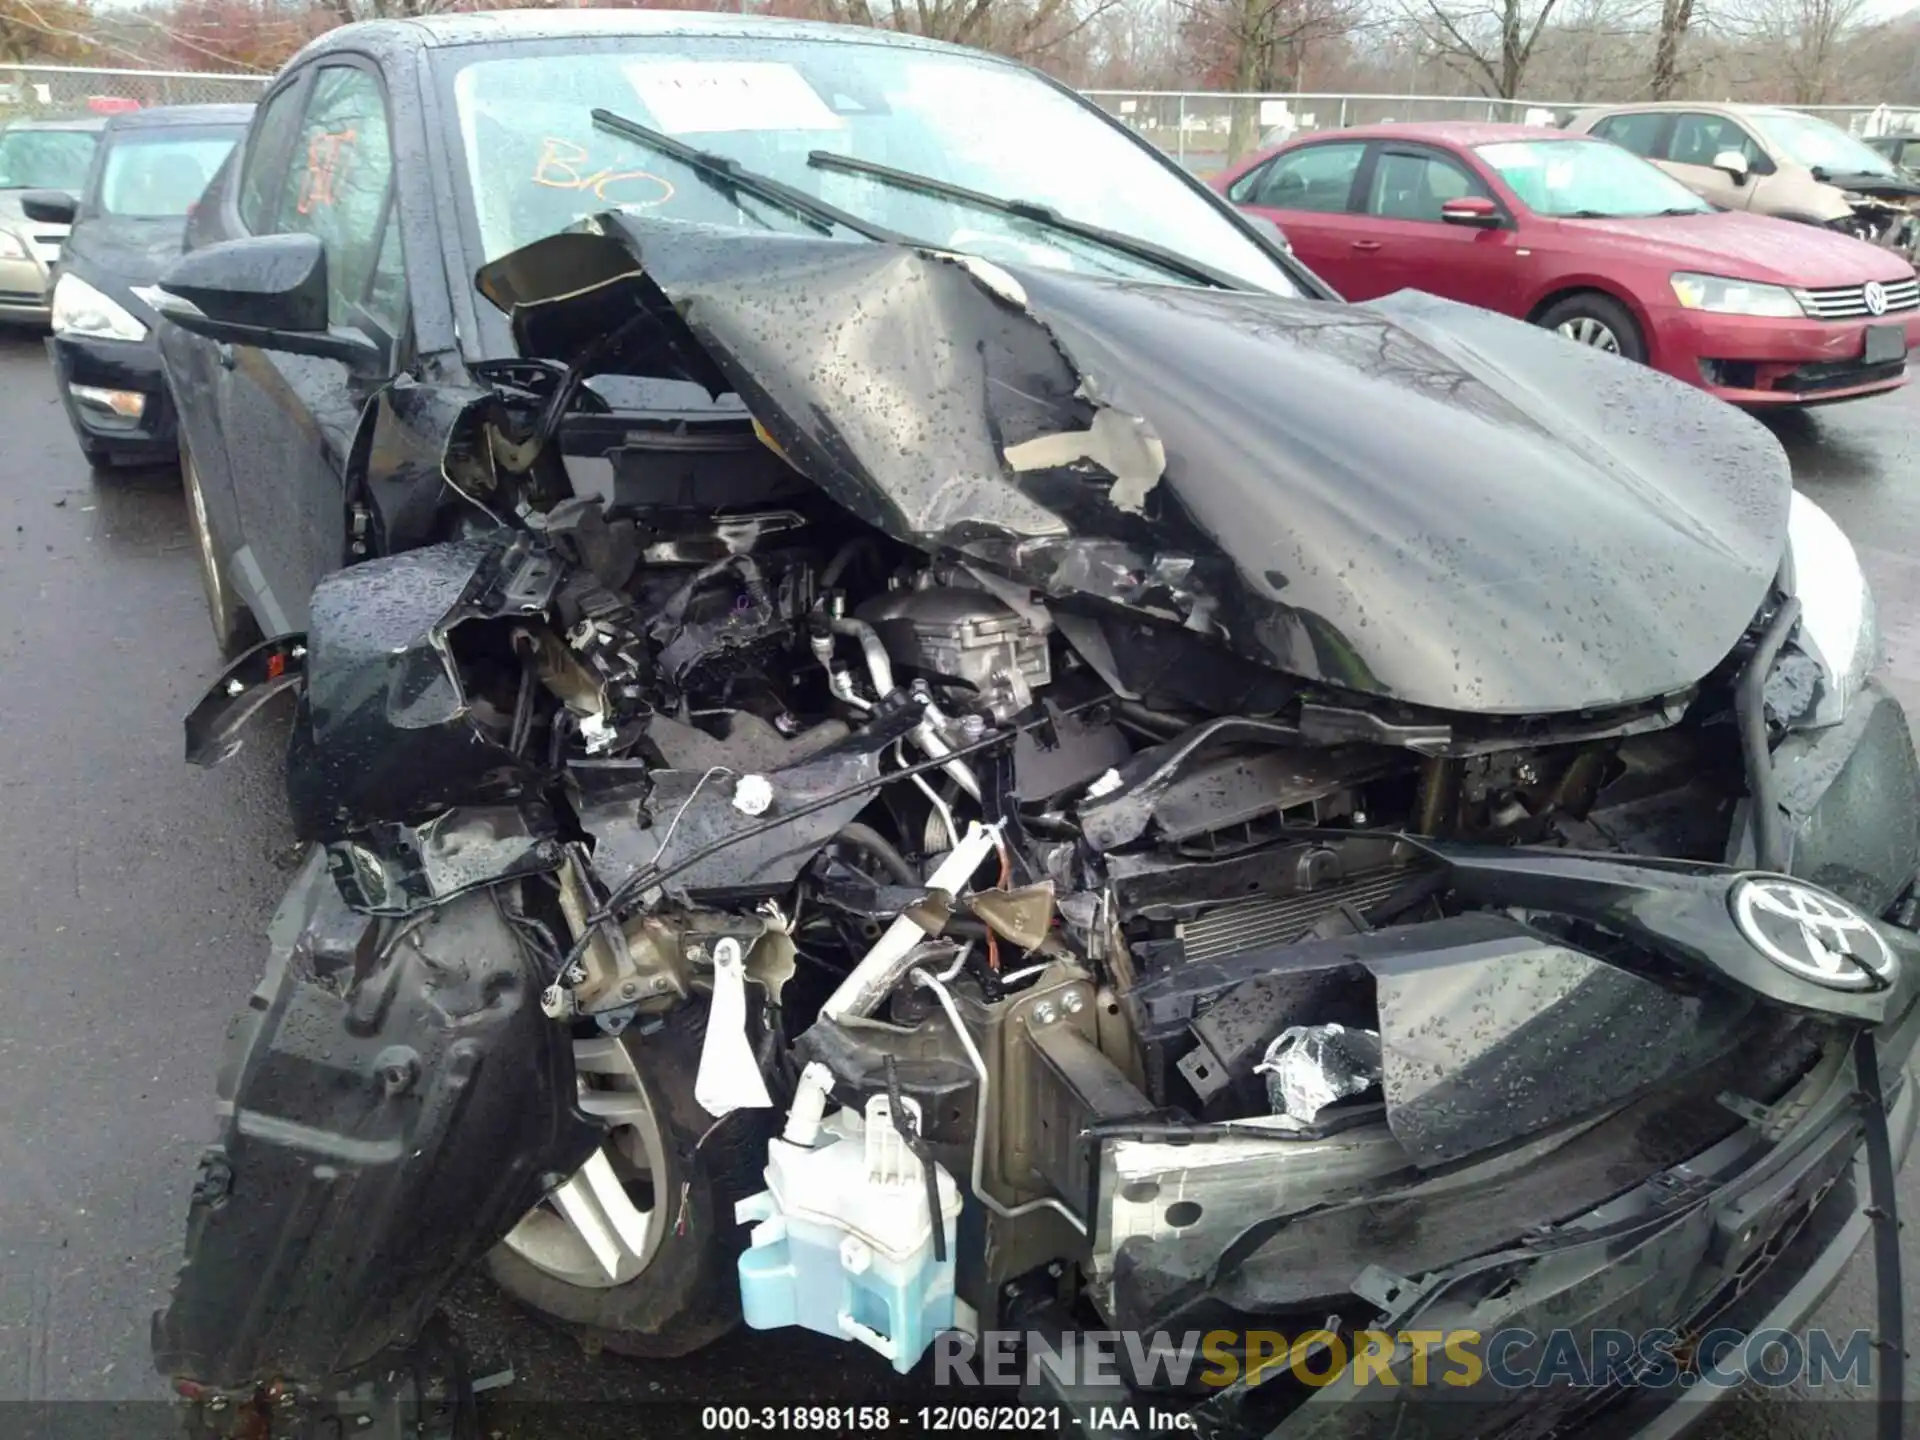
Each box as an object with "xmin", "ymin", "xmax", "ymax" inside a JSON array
[
  {"xmin": 589, "ymin": 108, "xmax": 910, "ymax": 245},
  {"xmin": 806, "ymin": 149, "xmax": 1245, "ymax": 290}
]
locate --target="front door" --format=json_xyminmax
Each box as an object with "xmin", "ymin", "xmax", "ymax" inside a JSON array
[
  {"xmin": 210, "ymin": 60, "xmax": 409, "ymax": 636},
  {"xmin": 1661, "ymin": 112, "xmax": 1772, "ymax": 212}
]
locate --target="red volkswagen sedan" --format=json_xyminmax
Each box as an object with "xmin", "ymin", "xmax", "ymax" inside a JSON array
[{"xmin": 1214, "ymin": 122, "xmax": 1920, "ymax": 406}]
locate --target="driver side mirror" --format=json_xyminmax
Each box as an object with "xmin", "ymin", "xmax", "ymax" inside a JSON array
[
  {"xmin": 155, "ymin": 233, "xmax": 385, "ymax": 372},
  {"xmin": 1440, "ymin": 196, "xmax": 1504, "ymax": 228},
  {"xmin": 20, "ymin": 189, "xmax": 75, "ymax": 225},
  {"xmin": 1712, "ymin": 149, "xmax": 1751, "ymax": 183}
]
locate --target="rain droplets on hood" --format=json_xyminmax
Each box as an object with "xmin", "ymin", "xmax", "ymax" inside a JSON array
[{"xmin": 481, "ymin": 219, "xmax": 1793, "ymax": 716}]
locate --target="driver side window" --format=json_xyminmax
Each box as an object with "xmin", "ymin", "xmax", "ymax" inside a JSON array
[
  {"xmin": 1670, "ymin": 113, "xmax": 1773, "ymax": 174},
  {"xmin": 1365, "ymin": 150, "xmax": 1480, "ymax": 221},
  {"xmin": 270, "ymin": 64, "xmax": 407, "ymax": 334}
]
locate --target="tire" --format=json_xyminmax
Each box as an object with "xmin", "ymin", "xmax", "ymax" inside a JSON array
[
  {"xmin": 1536, "ymin": 292, "xmax": 1646, "ymax": 364},
  {"xmin": 487, "ymin": 1000, "xmax": 766, "ymax": 1358},
  {"xmin": 180, "ymin": 436, "xmax": 252, "ymax": 658}
]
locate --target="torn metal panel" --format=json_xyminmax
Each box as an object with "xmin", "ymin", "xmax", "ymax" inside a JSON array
[
  {"xmin": 1003, "ymin": 406, "xmax": 1165, "ymax": 513},
  {"xmin": 325, "ymin": 805, "xmax": 564, "ymax": 916},
  {"xmin": 184, "ymin": 633, "xmax": 307, "ymax": 768},
  {"xmin": 286, "ymin": 536, "xmax": 560, "ymax": 839},
  {"xmin": 969, "ymin": 882, "xmax": 1056, "ymax": 952},
  {"xmin": 479, "ymin": 217, "xmax": 1792, "ymax": 714}
]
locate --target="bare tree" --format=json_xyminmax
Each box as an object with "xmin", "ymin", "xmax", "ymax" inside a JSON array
[
  {"xmin": 1733, "ymin": 0, "xmax": 1871, "ymax": 102},
  {"xmin": 1079, "ymin": 0, "xmax": 1189, "ymax": 86},
  {"xmin": 0, "ymin": 0, "xmax": 97, "ymax": 61},
  {"xmin": 814, "ymin": 0, "xmax": 1127, "ymax": 62},
  {"xmin": 1403, "ymin": 0, "xmax": 1565, "ymax": 98},
  {"xmin": 1528, "ymin": 0, "xmax": 1648, "ymax": 101},
  {"xmin": 1649, "ymin": 0, "xmax": 1695, "ymax": 96},
  {"xmin": 1174, "ymin": 0, "xmax": 1362, "ymax": 155}
]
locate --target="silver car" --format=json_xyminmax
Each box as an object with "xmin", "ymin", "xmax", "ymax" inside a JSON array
[
  {"xmin": 0, "ymin": 116, "xmax": 105, "ymax": 323},
  {"xmin": 1568, "ymin": 101, "xmax": 1920, "ymax": 256}
]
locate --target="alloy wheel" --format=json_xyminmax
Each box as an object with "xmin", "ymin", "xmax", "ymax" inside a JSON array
[
  {"xmin": 498, "ymin": 1034, "xmax": 669, "ymax": 1289},
  {"xmin": 1555, "ymin": 316, "xmax": 1621, "ymax": 353}
]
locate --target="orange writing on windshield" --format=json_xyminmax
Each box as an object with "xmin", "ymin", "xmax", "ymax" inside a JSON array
[
  {"xmin": 532, "ymin": 137, "xmax": 674, "ymax": 206},
  {"xmin": 297, "ymin": 127, "xmax": 357, "ymax": 215}
]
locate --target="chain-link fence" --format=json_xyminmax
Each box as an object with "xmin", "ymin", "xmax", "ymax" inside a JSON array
[
  {"xmin": 1083, "ymin": 91, "xmax": 1920, "ymax": 175},
  {"xmin": 0, "ymin": 64, "xmax": 270, "ymax": 121},
  {"xmin": 1083, "ymin": 91, "xmax": 1561, "ymax": 174},
  {"xmin": 0, "ymin": 63, "xmax": 1911, "ymax": 174}
]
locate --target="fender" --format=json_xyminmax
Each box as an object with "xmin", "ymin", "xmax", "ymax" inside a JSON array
[{"xmin": 184, "ymin": 634, "xmax": 308, "ymax": 768}]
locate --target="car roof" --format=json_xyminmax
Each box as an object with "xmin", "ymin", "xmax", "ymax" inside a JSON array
[
  {"xmin": 1298, "ymin": 120, "xmax": 1579, "ymax": 147},
  {"xmin": 1, "ymin": 116, "xmax": 108, "ymax": 132},
  {"xmin": 103, "ymin": 103, "xmax": 255, "ymax": 133},
  {"xmin": 1573, "ymin": 101, "xmax": 1801, "ymax": 119},
  {"xmin": 302, "ymin": 9, "xmax": 982, "ymax": 63}
]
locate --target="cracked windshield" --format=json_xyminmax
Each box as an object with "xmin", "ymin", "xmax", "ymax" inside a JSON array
[{"xmin": 444, "ymin": 37, "xmax": 1295, "ymax": 293}]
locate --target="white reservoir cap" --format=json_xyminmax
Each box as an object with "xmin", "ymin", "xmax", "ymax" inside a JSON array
[{"xmin": 733, "ymin": 773, "xmax": 774, "ymax": 816}]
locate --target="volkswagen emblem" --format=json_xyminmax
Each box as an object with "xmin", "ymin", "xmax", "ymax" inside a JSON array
[
  {"xmin": 1864, "ymin": 280, "xmax": 1889, "ymax": 316},
  {"xmin": 1730, "ymin": 876, "xmax": 1897, "ymax": 991}
]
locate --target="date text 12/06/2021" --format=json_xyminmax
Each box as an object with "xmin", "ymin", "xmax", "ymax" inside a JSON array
[{"xmin": 699, "ymin": 1405, "xmax": 1102, "ymax": 1433}]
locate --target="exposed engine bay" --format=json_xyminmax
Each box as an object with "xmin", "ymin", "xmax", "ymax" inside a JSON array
[
  {"xmin": 155, "ymin": 217, "xmax": 1920, "ymax": 1437},
  {"xmin": 1828, "ymin": 187, "xmax": 1920, "ymax": 253},
  {"xmin": 1812, "ymin": 174, "xmax": 1920, "ymax": 257}
]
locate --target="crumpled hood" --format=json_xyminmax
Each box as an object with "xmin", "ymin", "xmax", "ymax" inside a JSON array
[
  {"xmin": 478, "ymin": 218, "xmax": 1791, "ymax": 716},
  {"xmin": 1828, "ymin": 170, "xmax": 1920, "ymax": 200}
]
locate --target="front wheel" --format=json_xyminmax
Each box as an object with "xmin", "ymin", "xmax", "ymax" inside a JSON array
[
  {"xmin": 487, "ymin": 1001, "xmax": 762, "ymax": 1357},
  {"xmin": 1536, "ymin": 292, "xmax": 1646, "ymax": 364}
]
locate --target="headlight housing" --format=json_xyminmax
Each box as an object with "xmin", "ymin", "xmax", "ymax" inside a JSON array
[
  {"xmin": 1670, "ymin": 272, "xmax": 1806, "ymax": 318},
  {"xmin": 0, "ymin": 229, "xmax": 25, "ymax": 262},
  {"xmin": 51, "ymin": 272, "xmax": 147, "ymax": 343},
  {"xmin": 1776, "ymin": 491, "xmax": 1880, "ymax": 729}
]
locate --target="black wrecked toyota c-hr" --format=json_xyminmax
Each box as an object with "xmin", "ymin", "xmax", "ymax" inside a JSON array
[
  {"xmin": 148, "ymin": 13, "xmax": 1913, "ymax": 1440},
  {"xmin": 27, "ymin": 103, "xmax": 250, "ymax": 468}
]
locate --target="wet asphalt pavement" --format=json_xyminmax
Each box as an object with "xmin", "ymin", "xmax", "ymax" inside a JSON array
[{"xmin": 0, "ymin": 324, "xmax": 1917, "ymax": 1437}]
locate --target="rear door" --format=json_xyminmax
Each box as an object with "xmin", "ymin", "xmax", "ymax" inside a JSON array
[
  {"xmin": 1335, "ymin": 143, "xmax": 1521, "ymax": 310},
  {"xmin": 1225, "ymin": 139, "xmax": 1368, "ymax": 292}
]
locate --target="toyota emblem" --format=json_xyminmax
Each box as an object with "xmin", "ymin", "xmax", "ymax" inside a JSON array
[
  {"xmin": 1730, "ymin": 876, "xmax": 1897, "ymax": 991},
  {"xmin": 1864, "ymin": 280, "xmax": 1889, "ymax": 316}
]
